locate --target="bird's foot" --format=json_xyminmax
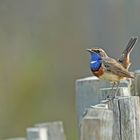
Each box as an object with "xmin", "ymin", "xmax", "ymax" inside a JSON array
[
  {"xmin": 110, "ymin": 96, "xmax": 115, "ymax": 101},
  {"xmin": 104, "ymin": 95, "xmax": 110, "ymax": 100},
  {"xmin": 108, "ymin": 95, "xmax": 119, "ymax": 101},
  {"xmin": 103, "ymin": 95, "xmax": 118, "ymax": 103}
]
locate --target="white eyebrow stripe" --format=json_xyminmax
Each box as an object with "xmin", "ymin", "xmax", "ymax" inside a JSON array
[{"xmin": 90, "ymin": 61, "xmax": 97, "ymax": 64}]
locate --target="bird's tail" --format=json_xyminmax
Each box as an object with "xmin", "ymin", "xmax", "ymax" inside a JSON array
[
  {"xmin": 122, "ymin": 37, "xmax": 138, "ymax": 55},
  {"xmin": 118, "ymin": 37, "xmax": 138, "ymax": 69}
]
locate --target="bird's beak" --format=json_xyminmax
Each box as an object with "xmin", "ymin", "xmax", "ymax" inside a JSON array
[{"xmin": 86, "ymin": 48, "xmax": 92, "ymax": 53}]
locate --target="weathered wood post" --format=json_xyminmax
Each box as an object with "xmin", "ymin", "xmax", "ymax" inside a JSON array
[
  {"xmin": 107, "ymin": 96, "xmax": 140, "ymax": 140},
  {"xmin": 100, "ymin": 87, "xmax": 140, "ymax": 139},
  {"xmin": 76, "ymin": 76, "xmax": 129, "ymax": 127},
  {"xmin": 76, "ymin": 75, "xmax": 140, "ymax": 140},
  {"xmin": 6, "ymin": 138, "xmax": 26, "ymax": 140},
  {"xmin": 80, "ymin": 89, "xmax": 140, "ymax": 140},
  {"xmin": 80, "ymin": 105, "xmax": 113, "ymax": 140},
  {"xmin": 134, "ymin": 70, "xmax": 140, "ymax": 96},
  {"xmin": 35, "ymin": 121, "xmax": 66, "ymax": 140},
  {"xmin": 27, "ymin": 121, "xmax": 65, "ymax": 140},
  {"xmin": 75, "ymin": 76, "xmax": 109, "ymax": 127},
  {"xmin": 27, "ymin": 127, "xmax": 48, "ymax": 140}
]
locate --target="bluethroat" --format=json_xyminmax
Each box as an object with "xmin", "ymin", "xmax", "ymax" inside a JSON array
[{"xmin": 87, "ymin": 37, "xmax": 138, "ymax": 99}]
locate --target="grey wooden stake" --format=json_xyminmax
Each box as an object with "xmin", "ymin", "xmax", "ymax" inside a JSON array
[
  {"xmin": 6, "ymin": 138, "xmax": 26, "ymax": 140},
  {"xmin": 100, "ymin": 87, "xmax": 133, "ymax": 140},
  {"xmin": 133, "ymin": 70, "xmax": 140, "ymax": 96},
  {"xmin": 100, "ymin": 86, "xmax": 140, "ymax": 140},
  {"xmin": 27, "ymin": 127, "xmax": 48, "ymax": 140},
  {"xmin": 75, "ymin": 76, "xmax": 109, "ymax": 126},
  {"xmin": 76, "ymin": 76, "xmax": 131, "ymax": 140},
  {"xmin": 101, "ymin": 88, "xmax": 140, "ymax": 140},
  {"xmin": 35, "ymin": 121, "xmax": 66, "ymax": 140},
  {"xmin": 80, "ymin": 105, "xmax": 113, "ymax": 140},
  {"xmin": 107, "ymin": 96, "xmax": 140, "ymax": 140},
  {"xmin": 76, "ymin": 76, "xmax": 129, "ymax": 127}
]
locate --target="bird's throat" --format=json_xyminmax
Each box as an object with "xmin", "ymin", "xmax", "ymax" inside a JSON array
[{"xmin": 90, "ymin": 53, "xmax": 101, "ymax": 71}]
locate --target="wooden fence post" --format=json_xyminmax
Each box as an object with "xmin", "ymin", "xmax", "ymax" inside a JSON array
[
  {"xmin": 35, "ymin": 121, "xmax": 66, "ymax": 140},
  {"xmin": 100, "ymin": 89, "xmax": 140, "ymax": 140},
  {"xmin": 6, "ymin": 138, "xmax": 26, "ymax": 140},
  {"xmin": 134, "ymin": 70, "xmax": 140, "ymax": 96},
  {"xmin": 76, "ymin": 76, "xmax": 140, "ymax": 140},
  {"xmin": 75, "ymin": 76, "xmax": 109, "ymax": 126},
  {"xmin": 26, "ymin": 127, "xmax": 48, "ymax": 140},
  {"xmin": 80, "ymin": 90, "xmax": 140, "ymax": 140},
  {"xmin": 76, "ymin": 76, "xmax": 129, "ymax": 127},
  {"xmin": 107, "ymin": 96, "xmax": 140, "ymax": 140},
  {"xmin": 27, "ymin": 121, "xmax": 65, "ymax": 140},
  {"xmin": 80, "ymin": 105, "xmax": 113, "ymax": 140}
]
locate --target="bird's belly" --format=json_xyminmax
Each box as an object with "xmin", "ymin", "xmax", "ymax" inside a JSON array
[{"xmin": 99, "ymin": 72, "xmax": 123, "ymax": 82}]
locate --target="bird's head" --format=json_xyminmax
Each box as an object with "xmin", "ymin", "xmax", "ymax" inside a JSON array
[{"xmin": 86, "ymin": 48, "xmax": 108, "ymax": 57}]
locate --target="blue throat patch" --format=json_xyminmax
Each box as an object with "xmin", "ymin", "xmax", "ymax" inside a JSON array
[{"xmin": 90, "ymin": 52, "xmax": 101, "ymax": 71}]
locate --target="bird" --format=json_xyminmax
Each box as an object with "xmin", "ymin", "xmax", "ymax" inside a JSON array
[{"xmin": 87, "ymin": 37, "xmax": 138, "ymax": 100}]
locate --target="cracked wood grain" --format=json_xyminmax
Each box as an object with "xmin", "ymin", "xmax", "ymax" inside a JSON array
[
  {"xmin": 108, "ymin": 96, "xmax": 140, "ymax": 140},
  {"xmin": 80, "ymin": 106, "xmax": 113, "ymax": 140}
]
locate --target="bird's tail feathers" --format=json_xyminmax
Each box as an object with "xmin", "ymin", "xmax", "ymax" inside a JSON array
[
  {"xmin": 118, "ymin": 37, "xmax": 138, "ymax": 69},
  {"xmin": 123, "ymin": 37, "xmax": 138, "ymax": 55}
]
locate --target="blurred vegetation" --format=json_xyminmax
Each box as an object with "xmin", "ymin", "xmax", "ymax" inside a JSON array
[{"xmin": 0, "ymin": 0, "xmax": 139, "ymax": 140}]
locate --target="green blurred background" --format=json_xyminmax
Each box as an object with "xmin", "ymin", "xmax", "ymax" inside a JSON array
[{"xmin": 0, "ymin": 0, "xmax": 140, "ymax": 140}]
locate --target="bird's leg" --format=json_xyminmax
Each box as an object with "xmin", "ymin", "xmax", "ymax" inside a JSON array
[
  {"xmin": 111, "ymin": 81, "xmax": 120, "ymax": 100},
  {"xmin": 114, "ymin": 81, "xmax": 120, "ymax": 97},
  {"xmin": 111, "ymin": 82, "xmax": 116, "ymax": 97},
  {"xmin": 106, "ymin": 82, "xmax": 116, "ymax": 99},
  {"xmin": 104, "ymin": 82, "xmax": 117, "ymax": 103}
]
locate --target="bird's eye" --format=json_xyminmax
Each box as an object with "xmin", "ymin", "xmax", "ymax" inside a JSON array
[{"xmin": 95, "ymin": 50, "xmax": 100, "ymax": 53}]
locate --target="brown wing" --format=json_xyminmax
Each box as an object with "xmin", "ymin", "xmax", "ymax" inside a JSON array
[{"xmin": 102, "ymin": 57, "xmax": 134, "ymax": 78}]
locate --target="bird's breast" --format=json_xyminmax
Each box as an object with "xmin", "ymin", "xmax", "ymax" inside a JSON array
[
  {"xmin": 92, "ymin": 66, "xmax": 104, "ymax": 77},
  {"xmin": 92, "ymin": 66, "xmax": 123, "ymax": 82}
]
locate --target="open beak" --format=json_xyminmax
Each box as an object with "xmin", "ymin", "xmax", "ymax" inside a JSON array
[{"xmin": 86, "ymin": 48, "xmax": 93, "ymax": 53}]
